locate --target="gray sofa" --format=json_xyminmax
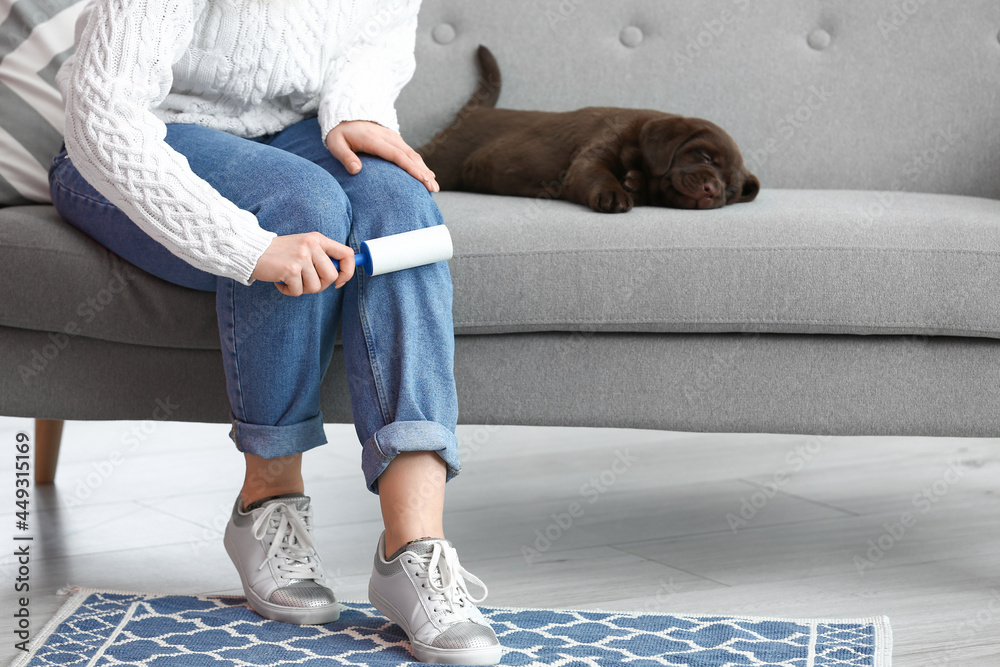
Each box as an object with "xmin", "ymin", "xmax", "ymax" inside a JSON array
[{"xmin": 3, "ymin": 0, "xmax": 1000, "ymax": 483}]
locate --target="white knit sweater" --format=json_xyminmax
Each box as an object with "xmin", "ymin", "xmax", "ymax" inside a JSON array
[{"xmin": 58, "ymin": 0, "xmax": 420, "ymax": 285}]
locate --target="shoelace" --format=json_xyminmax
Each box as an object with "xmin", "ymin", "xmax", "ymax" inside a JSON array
[
  {"xmin": 251, "ymin": 502, "xmax": 319, "ymax": 582},
  {"xmin": 410, "ymin": 541, "xmax": 488, "ymax": 617}
]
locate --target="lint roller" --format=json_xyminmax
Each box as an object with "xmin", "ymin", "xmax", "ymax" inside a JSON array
[
  {"xmin": 279, "ymin": 225, "xmax": 453, "ymax": 284},
  {"xmin": 344, "ymin": 225, "xmax": 453, "ymax": 276}
]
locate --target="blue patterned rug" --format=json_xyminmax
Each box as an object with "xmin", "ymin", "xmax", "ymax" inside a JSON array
[{"xmin": 11, "ymin": 588, "xmax": 891, "ymax": 666}]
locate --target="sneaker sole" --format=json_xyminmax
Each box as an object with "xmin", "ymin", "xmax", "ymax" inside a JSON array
[
  {"xmin": 369, "ymin": 581, "xmax": 502, "ymax": 665},
  {"xmin": 224, "ymin": 532, "xmax": 340, "ymax": 625}
]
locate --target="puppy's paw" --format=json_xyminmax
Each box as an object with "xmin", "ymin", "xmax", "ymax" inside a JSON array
[
  {"xmin": 590, "ymin": 186, "xmax": 634, "ymax": 213},
  {"xmin": 622, "ymin": 169, "xmax": 644, "ymax": 193}
]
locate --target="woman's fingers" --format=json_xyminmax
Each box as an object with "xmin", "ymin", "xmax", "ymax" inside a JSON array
[
  {"xmin": 276, "ymin": 274, "xmax": 303, "ymax": 297},
  {"xmin": 317, "ymin": 234, "xmax": 355, "ymax": 288},
  {"xmin": 326, "ymin": 131, "xmax": 363, "ymax": 175},
  {"xmin": 299, "ymin": 262, "xmax": 322, "ymax": 295},
  {"xmin": 387, "ymin": 144, "xmax": 438, "ymax": 190},
  {"xmin": 326, "ymin": 121, "xmax": 439, "ymax": 192},
  {"xmin": 378, "ymin": 133, "xmax": 438, "ymax": 191},
  {"xmin": 311, "ymin": 241, "xmax": 340, "ymax": 286}
]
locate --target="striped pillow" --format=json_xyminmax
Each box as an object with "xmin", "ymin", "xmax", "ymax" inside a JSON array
[{"xmin": 0, "ymin": 0, "xmax": 86, "ymax": 206}]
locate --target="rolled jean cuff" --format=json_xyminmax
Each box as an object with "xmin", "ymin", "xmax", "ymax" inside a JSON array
[
  {"xmin": 362, "ymin": 420, "xmax": 461, "ymax": 494},
  {"xmin": 229, "ymin": 412, "xmax": 328, "ymax": 458}
]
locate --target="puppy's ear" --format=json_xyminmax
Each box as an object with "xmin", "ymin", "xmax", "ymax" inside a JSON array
[
  {"xmin": 639, "ymin": 117, "xmax": 699, "ymax": 170},
  {"xmin": 738, "ymin": 173, "xmax": 760, "ymax": 202}
]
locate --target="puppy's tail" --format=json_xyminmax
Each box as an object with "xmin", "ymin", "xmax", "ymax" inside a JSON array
[
  {"xmin": 417, "ymin": 45, "xmax": 501, "ymax": 160},
  {"xmin": 469, "ymin": 45, "xmax": 502, "ymax": 109}
]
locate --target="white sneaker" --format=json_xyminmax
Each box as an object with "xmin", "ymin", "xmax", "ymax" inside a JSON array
[
  {"xmin": 368, "ymin": 533, "xmax": 502, "ymax": 664},
  {"xmin": 223, "ymin": 493, "xmax": 340, "ymax": 624}
]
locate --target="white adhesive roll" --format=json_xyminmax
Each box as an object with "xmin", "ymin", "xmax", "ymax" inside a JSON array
[{"xmin": 362, "ymin": 225, "xmax": 454, "ymax": 276}]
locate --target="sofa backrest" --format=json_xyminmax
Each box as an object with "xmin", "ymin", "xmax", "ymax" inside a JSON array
[
  {"xmin": 399, "ymin": 0, "xmax": 1000, "ymax": 200},
  {"xmin": 2, "ymin": 0, "xmax": 997, "ymax": 206}
]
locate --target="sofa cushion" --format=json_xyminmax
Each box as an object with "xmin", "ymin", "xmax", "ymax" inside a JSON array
[
  {"xmin": 3, "ymin": 189, "xmax": 1000, "ymax": 349},
  {"xmin": 445, "ymin": 189, "xmax": 1000, "ymax": 339},
  {"xmin": 0, "ymin": 205, "xmax": 219, "ymax": 350}
]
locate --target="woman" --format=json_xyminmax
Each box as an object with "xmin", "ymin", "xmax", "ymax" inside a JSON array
[{"xmin": 49, "ymin": 0, "xmax": 501, "ymax": 663}]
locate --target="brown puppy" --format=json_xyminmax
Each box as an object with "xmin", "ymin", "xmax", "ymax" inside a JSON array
[{"xmin": 418, "ymin": 46, "xmax": 760, "ymax": 213}]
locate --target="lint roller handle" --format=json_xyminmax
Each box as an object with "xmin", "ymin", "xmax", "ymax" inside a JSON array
[{"xmin": 331, "ymin": 253, "xmax": 367, "ymax": 273}]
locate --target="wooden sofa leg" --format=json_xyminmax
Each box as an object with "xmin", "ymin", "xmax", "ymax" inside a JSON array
[{"xmin": 34, "ymin": 419, "xmax": 64, "ymax": 485}]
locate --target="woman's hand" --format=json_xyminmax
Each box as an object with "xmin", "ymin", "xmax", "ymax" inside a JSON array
[
  {"xmin": 251, "ymin": 232, "xmax": 355, "ymax": 296},
  {"xmin": 326, "ymin": 120, "xmax": 439, "ymax": 192}
]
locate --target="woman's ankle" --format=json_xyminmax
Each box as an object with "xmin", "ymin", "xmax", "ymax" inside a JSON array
[
  {"xmin": 242, "ymin": 452, "xmax": 304, "ymax": 509},
  {"xmin": 377, "ymin": 451, "xmax": 447, "ymax": 556}
]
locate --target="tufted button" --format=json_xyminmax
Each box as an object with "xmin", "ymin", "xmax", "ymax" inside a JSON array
[
  {"xmin": 432, "ymin": 23, "xmax": 456, "ymax": 45},
  {"xmin": 807, "ymin": 28, "xmax": 831, "ymax": 50},
  {"xmin": 619, "ymin": 26, "xmax": 643, "ymax": 48}
]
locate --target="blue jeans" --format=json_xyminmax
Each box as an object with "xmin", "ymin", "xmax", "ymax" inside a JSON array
[{"xmin": 49, "ymin": 117, "xmax": 460, "ymax": 493}]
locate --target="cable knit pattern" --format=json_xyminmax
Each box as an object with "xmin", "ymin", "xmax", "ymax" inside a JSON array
[{"xmin": 57, "ymin": 0, "xmax": 420, "ymax": 285}]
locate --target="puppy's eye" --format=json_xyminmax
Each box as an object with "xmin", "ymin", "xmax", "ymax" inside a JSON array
[{"xmin": 698, "ymin": 150, "xmax": 714, "ymax": 164}]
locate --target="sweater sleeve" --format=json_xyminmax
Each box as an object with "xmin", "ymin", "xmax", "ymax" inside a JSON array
[
  {"xmin": 60, "ymin": 0, "xmax": 276, "ymax": 286},
  {"xmin": 318, "ymin": 0, "xmax": 421, "ymax": 141}
]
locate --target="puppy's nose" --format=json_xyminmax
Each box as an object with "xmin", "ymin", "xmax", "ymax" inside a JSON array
[{"xmin": 702, "ymin": 181, "xmax": 719, "ymax": 198}]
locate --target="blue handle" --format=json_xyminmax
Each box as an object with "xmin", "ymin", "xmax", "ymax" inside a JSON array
[{"xmin": 332, "ymin": 252, "xmax": 368, "ymax": 273}]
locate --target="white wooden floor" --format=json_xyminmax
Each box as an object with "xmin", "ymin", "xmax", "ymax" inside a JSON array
[{"xmin": 1, "ymin": 417, "xmax": 998, "ymax": 666}]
